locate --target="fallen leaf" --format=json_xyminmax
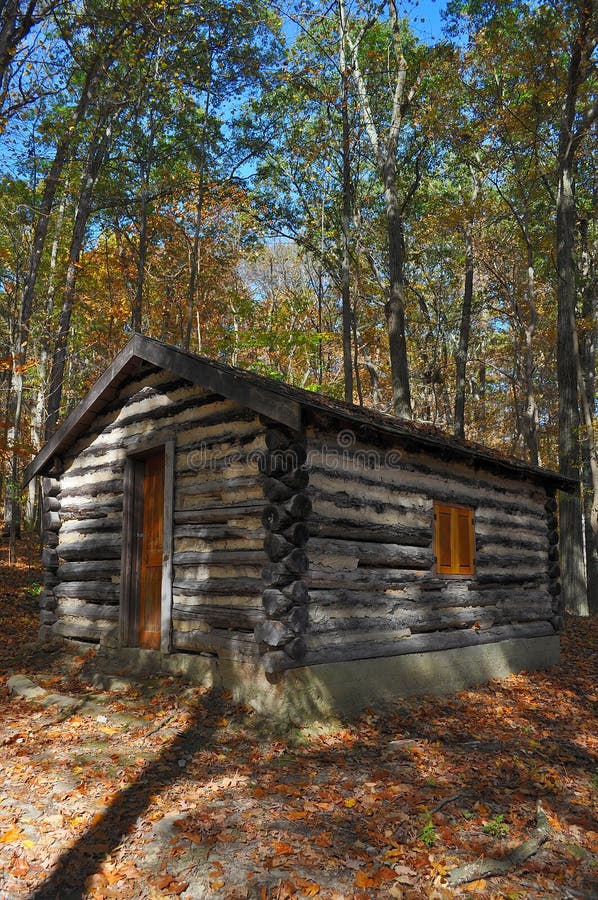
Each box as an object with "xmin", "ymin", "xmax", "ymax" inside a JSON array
[
  {"xmin": 271, "ymin": 841, "xmax": 294, "ymax": 855},
  {"xmin": 0, "ymin": 826, "xmax": 24, "ymax": 843}
]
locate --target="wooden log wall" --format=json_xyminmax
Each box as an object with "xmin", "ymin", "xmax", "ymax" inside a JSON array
[
  {"xmin": 255, "ymin": 423, "xmax": 311, "ymax": 673},
  {"xmin": 41, "ymin": 365, "xmax": 268, "ymax": 660},
  {"xmin": 262, "ymin": 416, "xmax": 560, "ymax": 673}
]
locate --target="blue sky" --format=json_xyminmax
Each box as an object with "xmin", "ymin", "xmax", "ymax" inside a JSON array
[{"xmin": 405, "ymin": 0, "xmax": 449, "ymax": 43}]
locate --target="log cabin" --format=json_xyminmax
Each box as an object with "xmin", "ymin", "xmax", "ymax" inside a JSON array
[{"xmin": 23, "ymin": 335, "xmax": 572, "ymax": 718}]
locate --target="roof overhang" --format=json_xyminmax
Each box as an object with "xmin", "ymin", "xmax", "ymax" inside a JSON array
[
  {"xmin": 23, "ymin": 335, "xmax": 302, "ymax": 484},
  {"xmin": 23, "ymin": 334, "xmax": 577, "ymax": 494}
]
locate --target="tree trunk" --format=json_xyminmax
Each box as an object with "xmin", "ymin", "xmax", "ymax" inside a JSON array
[
  {"xmin": 338, "ymin": 5, "xmax": 353, "ymax": 402},
  {"xmin": 454, "ymin": 221, "xmax": 474, "ymax": 438},
  {"xmin": 556, "ymin": 14, "xmax": 590, "ymax": 615},
  {"xmin": 579, "ymin": 218, "xmax": 598, "ymax": 612},
  {"xmin": 184, "ymin": 184, "xmax": 206, "ymax": 351},
  {"xmin": 27, "ymin": 183, "xmax": 68, "ymax": 523},
  {"xmin": 46, "ymin": 115, "xmax": 115, "ymax": 433},
  {"xmin": 345, "ymin": 0, "xmax": 412, "ymax": 418},
  {"xmin": 384, "ymin": 159, "xmax": 411, "ymax": 418}
]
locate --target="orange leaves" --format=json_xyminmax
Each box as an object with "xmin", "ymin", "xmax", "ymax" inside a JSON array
[
  {"xmin": 271, "ymin": 840, "xmax": 294, "ymax": 855},
  {"xmin": 354, "ymin": 865, "xmax": 396, "ymax": 888},
  {"xmin": 0, "ymin": 825, "xmax": 24, "ymax": 843},
  {"xmin": 149, "ymin": 872, "xmax": 189, "ymax": 895}
]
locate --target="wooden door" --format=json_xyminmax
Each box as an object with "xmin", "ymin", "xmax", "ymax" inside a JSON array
[{"xmin": 139, "ymin": 449, "xmax": 165, "ymax": 649}]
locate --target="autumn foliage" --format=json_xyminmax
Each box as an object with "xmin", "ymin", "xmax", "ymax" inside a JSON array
[{"xmin": 0, "ymin": 540, "xmax": 596, "ymax": 898}]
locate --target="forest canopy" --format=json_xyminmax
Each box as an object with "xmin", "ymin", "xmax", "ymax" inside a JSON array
[{"xmin": 0, "ymin": 0, "xmax": 596, "ymax": 612}]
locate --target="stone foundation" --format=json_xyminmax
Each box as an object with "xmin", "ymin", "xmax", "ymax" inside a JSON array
[{"xmin": 88, "ymin": 635, "xmax": 560, "ymax": 722}]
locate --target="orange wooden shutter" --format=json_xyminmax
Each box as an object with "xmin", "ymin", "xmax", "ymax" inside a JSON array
[
  {"xmin": 434, "ymin": 503, "xmax": 474, "ymax": 576},
  {"xmin": 456, "ymin": 508, "xmax": 474, "ymax": 573},
  {"xmin": 435, "ymin": 505, "xmax": 454, "ymax": 574}
]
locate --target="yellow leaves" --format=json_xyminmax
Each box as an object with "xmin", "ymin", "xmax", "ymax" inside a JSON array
[
  {"xmin": 344, "ymin": 797, "xmax": 357, "ymax": 808},
  {"xmin": 0, "ymin": 825, "xmax": 24, "ymax": 843},
  {"xmin": 99, "ymin": 725, "xmax": 120, "ymax": 735},
  {"xmin": 69, "ymin": 814, "xmax": 87, "ymax": 828}
]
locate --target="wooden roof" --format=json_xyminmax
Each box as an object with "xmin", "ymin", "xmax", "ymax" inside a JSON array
[{"xmin": 23, "ymin": 334, "xmax": 575, "ymax": 491}]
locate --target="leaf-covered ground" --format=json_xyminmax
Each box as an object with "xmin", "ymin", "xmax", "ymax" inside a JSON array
[{"xmin": 0, "ymin": 539, "xmax": 597, "ymax": 899}]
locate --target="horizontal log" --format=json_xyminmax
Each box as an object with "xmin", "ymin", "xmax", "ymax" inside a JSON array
[
  {"xmin": 476, "ymin": 572, "xmax": 546, "ymax": 586},
  {"xmin": 264, "ymin": 620, "xmax": 556, "ymax": 671},
  {"xmin": 175, "ymin": 475, "xmax": 260, "ymax": 500},
  {"xmin": 308, "ymin": 520, "xmax": 431, "ymax": 547},
  {"xmin": 475, "ymin": 534, "xmax": 547, "ymax": 553},
  {"xmin": 172, "ymin": 577, "xmax": 262, "ymax": 597},
  {"xmin": 43, "ymin": 496, "xmax": 61, "ymax": 513},
  {"xmin": 172, "ymin": 604, "xmax": 263, "ymax": 630},
  {"xmin": 174, "ymin": 524, "xmax": 264, "ymax": 541},
  {"xmin": 475, "ymin": 552, "xmax": 547, "ymax": 571},
  {"xmin": 172, "ymin": 550, "xmax": 265, "ymax": 566},
  {"xmin": 60, "ymin": 478, "xmax": 122, "ymax": 499},
  {"xmin": 174, "ymin": 504, "xmax": 263, "ymax": 525},
  {"xmin": 54, "ymin": 582, "xmax": 120, "ymax": 601},
  {"xmin": 45, "ymin": 532, "xmax": 59, "ymax": 548},
  {"xmin": 60, "ymin": 497, "xmax": 123, "ymax": 515},
  {"xmin": 307, "ymin": 567, "xmax": 425, "ymax": 591},
  {"xmin": 309, "ymin": 538, "xmax": 434, "ymax": 569},
  {"xmin": 56, "ymin": 601, "xmax": 119, "ymax": 621},
  {"xmin": 307, "ymin": 585, "xmax": 550, "ymax": 613},
  {"xmin": 58, "ymin": 560, "xmax": 121, "ymax": 580},
  {"xmin": 307, "ymin": 445, "xmax": 546, "ymax": 517},
  {"xmin": 52, "ymin": 620, "xmax": 110, "ymax": 643},
  {"xmin": 58, "ymin": 539, "xmax": 122, "ymax": 561},
  {"xmin": 60, "ymin": 518, "xmax": 122, "ymax": 536},
  {"xmin": 172, "ymin": 629, "xmax": 259, "ymax": 659}
]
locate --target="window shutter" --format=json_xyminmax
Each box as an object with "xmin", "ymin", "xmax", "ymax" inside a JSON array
[
  {"xmin": 456, "ymin": 508, "xmax": 474, "ymax": 572},
  {"xmin": 435, "ymin": 506, "xmax": 453, "ymax": 573},
  {"xmin": 434, "ymin": 503, "xmax": 475, "ymax": 576}
]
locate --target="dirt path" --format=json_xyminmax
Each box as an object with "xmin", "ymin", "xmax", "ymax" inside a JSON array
[{"xmin": 0, "ymin": 539, "xmax": 597, "ymax": 898}]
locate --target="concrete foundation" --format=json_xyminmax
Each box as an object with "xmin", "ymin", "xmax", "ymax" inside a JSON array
[{"xmin": 92, "ymin": 635, "xmax": 560, "ymax": 722}]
